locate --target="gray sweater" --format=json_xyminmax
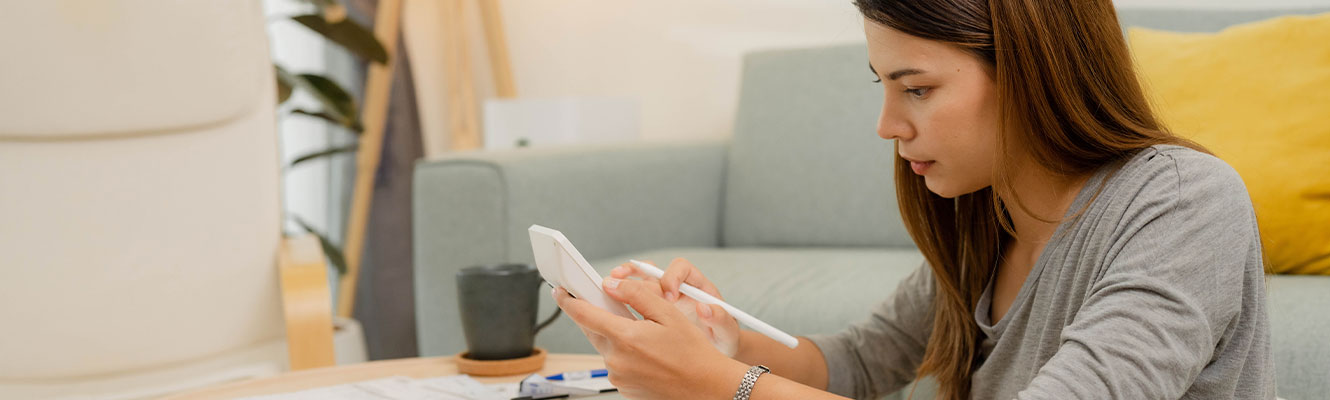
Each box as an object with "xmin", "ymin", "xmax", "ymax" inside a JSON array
[{"xmin": 807, "ymin": 145, "xmax": 1275, "ymax": 399}]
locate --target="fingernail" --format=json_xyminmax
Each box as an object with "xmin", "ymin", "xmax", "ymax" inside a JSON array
[
  {"xmin": 700, "ymin": 304, "xmax": 713, "ymax": 318},
  {"xmin": 550, "ymin": 287, "xmax": 557, "ymax": 297},
  {"xmin": 667, "ymin": 291, "xmax": 677, "ymax": 302},
  {"xmin": 603, "ymin": 278, "xmax": 620, "ymax": 290},
  {"xmin": 612, "ymin": 266, "xmax": 627, "ymax": 274}
]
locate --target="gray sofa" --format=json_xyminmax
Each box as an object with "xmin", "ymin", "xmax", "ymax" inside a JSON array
[{"xmin": 414, "ymin": 7, "xmax": 1330, "ymax": 399}]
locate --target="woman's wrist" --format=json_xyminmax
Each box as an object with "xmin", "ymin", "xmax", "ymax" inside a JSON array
[
  {"xmin": 729, "ymin": 331, "xmax": 829, "ymax": 391},
  {"xmin": 703, "ymin": 356, "xmax": 753, "ymax": 398},
  {"xmin": 708, "ymin": 358, "xmax": 847, "ymax": 400},
  {"xmin": 733, "ymin": 330, "xmax": 762, "ymax": 363}
]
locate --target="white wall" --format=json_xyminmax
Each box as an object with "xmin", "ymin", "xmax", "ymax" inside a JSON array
[
  {"xmin": 497, "ymin": 1, "xmax": 864, "ymax": 142},
  {"xmin": 494, "ymin": 0, "xmax": 1330, "ymax": 142}
]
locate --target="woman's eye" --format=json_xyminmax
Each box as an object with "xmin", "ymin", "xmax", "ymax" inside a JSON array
[
  {"xmin": 871, "ymin": 76, "xmax": 882, "ymax": 83},
  {"xmin": 904, "ymin": 87, "xmax": 930, "ymax": 98}
]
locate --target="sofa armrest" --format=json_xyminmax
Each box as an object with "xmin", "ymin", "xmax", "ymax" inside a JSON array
[
  {"xmin": 413, "ymin": 139, "xmax": 729, "ymax": 356},
  {"xmin": 278, "ymin": 235, "xmax": 335, "ymax": 370}
]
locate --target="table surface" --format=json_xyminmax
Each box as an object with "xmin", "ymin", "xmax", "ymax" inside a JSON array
[{"xmin": 165, "ymin": 353, "xmax": 626, "ymax": 399}]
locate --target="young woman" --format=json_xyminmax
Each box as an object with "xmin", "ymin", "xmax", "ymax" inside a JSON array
[{"xmin": 552, "ymin": 1, "xmax": 1275, "ymax": 399}]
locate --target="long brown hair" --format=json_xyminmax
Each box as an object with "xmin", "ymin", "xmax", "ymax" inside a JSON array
[{"xmin": 854, "ymin": 0, "xmax": 1204, "ymax": 398}]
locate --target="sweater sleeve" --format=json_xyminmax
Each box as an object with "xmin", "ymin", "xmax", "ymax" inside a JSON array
[
  {"xmin": 806, "ymin": 262, "xmax": 937, "ymax": 399},
  {"xmin": 1016, "ymin": 152, "xmax": 1268, "ymax": 399}
]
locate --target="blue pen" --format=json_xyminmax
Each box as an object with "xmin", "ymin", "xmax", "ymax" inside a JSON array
[{"xmin": 546, "ymin": 368, "xmax": 608, "ymax": 381}]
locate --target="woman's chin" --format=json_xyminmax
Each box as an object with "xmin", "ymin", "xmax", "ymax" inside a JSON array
[
  {"xmin": 923, "ymin": 178, "xmax": 984, "ymax": 199},
  {"xmin": 927, "ymin": 188, "xmax": 964, "ymax": 199}
]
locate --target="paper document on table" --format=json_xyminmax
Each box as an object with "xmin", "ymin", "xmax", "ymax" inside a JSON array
[
  {"xmin": 238, "ymin": 376, "xmax": 448, "ymax": 400},
  {"xmin": 236, "ymin": 374, "xmax": 615, "ymax": 400},
  {"xmin": 416, "ymin": 375, "xmax": 511, "ymax": 399}
]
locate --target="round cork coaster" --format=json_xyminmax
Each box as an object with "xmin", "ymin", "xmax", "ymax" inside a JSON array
[{"xmin": 455, "ymin": 347, "xmax": 547, "ymax": 376}]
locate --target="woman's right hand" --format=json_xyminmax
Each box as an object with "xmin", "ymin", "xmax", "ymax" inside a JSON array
[{"xmin": 610, "ymin": 258, "xmax": 742, "ymax": 358}]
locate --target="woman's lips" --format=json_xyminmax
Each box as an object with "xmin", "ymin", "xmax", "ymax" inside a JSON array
[
  {"xmin": 901, "ymin": 154, "xmax": 935, "ymax": 175},
  {"xmin": 909, "ymin": 160, "xmax": 934, "ymax": 175}
]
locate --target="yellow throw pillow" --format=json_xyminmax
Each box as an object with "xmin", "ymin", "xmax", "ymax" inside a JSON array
[{"xmin": 1129, "ymin": 13, "xmax": 1330, "ymax": 275}]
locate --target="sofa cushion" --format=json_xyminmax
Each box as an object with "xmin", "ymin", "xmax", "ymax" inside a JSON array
[
  {"xmin": 533, "ymin": 247, "xmax": 925, "ymax": 356},
  {"xmin": 1127, "ymin": 13, "xmax": 1330, "ymax": 275},
  {"xmin": 1266, "ymin": 275, "xmax": 1330, "ymax": 400},
  {"xmin": 723, "ymin": 45, "xmax": 913, "ymax": 249},
  {"xmin": 532, "ymin": 251, "xmax": 1328, "ymax": 400}
]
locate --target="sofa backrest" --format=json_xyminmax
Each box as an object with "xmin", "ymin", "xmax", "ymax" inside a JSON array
[
  {"xmin": 723, "ymin": 44, "xmax": 914, "ymax": 248},
  {"xmin": 1116, "ymin": 7, "xmax": 1330, "ymax": 33},
  {"xmin": 720, "ymin": 6, "xmax": 1330, "ymax": 251}
]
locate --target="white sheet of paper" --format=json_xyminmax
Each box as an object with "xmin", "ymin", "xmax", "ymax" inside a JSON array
[
  {"xmin": 417, "ymin": 375, "xmax": 509, "ymax": 399},
  {"xmin": 238, "ymin": 376, "xmax": 445, "ymax": 400},
  {"xmin": 233, "ymin": 373, "xmax": 614, "ymax": 400}
]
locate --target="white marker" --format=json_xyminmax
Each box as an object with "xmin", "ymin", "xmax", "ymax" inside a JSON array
[{"xmin": 628, "ymin": 259, "xmax": 799, "ymax": 349}]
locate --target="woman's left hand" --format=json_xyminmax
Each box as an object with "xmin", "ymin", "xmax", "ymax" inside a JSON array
[{"xmin": 551, "ymin": 277, "xmax": 746, "ymax": 400}]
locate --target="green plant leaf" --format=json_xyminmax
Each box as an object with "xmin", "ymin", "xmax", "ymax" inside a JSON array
[
  {"xmin": 292, "ymin": 216, "xmax": 348, "ymax": 276},
  {"xmin": 292, "ymin": 109, "xmax": 364, "ymax": 133},
  {"xmin": 290, "ymin": 144, "xmax": 359, "ymax": 167},
  {"xmin": 275, "ymin": 68, "xmax": 365, "ymax": 135},
  {"xmin": 298, "ymin": 73, "xmax": 358, "ymax": 125},
  {"xmin": 291, "ymin": 14, "xmax": 389, "ymax": 64},
  {"xmin": 275, "ymin": 65, "xmax": 295, "ymax": 104}
]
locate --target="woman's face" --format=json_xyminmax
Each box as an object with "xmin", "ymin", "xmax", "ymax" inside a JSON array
[{"xmin": 865, "ymin": 19, "xmax": 1000, "ymax": 198}]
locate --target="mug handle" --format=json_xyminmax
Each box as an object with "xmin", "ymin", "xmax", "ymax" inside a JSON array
[
  {"xmin": 533, "ymin": 307, "xmax": 562, "ymax": 336},
  {"xmin": 533, "ymin": 280, "xmax": 562, "ymax": 336}
]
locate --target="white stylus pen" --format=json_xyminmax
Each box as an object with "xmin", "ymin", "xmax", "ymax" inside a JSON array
[{"xmin": 628, "ymin": 259, "xmax": 799, "ymax": 349}]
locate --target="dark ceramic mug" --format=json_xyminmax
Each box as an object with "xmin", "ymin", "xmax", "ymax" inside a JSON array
[{"xmin": 456, "ymin": 263, "xmax": 561, "ymax": 360}]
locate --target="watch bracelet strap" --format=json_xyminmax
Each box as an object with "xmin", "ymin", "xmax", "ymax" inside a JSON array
[{"xmin": 733, "ymin": 365, "xmax": 771, "ymax": 400}]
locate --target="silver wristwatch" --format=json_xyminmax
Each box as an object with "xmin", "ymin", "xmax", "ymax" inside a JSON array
[{"xmin": 733, "ymin": 365, "xmax": 771, "ymax": 400}]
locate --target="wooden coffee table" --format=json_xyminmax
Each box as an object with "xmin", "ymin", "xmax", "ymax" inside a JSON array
[{"xmin": 165, "ymin": 353, "xmax": 625, "ymax": 399}]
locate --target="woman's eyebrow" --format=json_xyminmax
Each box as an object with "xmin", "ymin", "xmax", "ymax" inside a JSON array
[{"xmin": 868, "ymin": 63, "xmax": 925, "ymax": 81}]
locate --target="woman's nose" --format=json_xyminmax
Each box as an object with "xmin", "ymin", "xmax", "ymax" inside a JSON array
[{"xmin": 876, "ymin": 103, "xmax": 913, "ymax": 141}]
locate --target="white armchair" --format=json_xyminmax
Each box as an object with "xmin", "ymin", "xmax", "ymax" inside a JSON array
[{"xmin": 0, "ymin": 1, "xmax": 365, "ymax": 398}]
